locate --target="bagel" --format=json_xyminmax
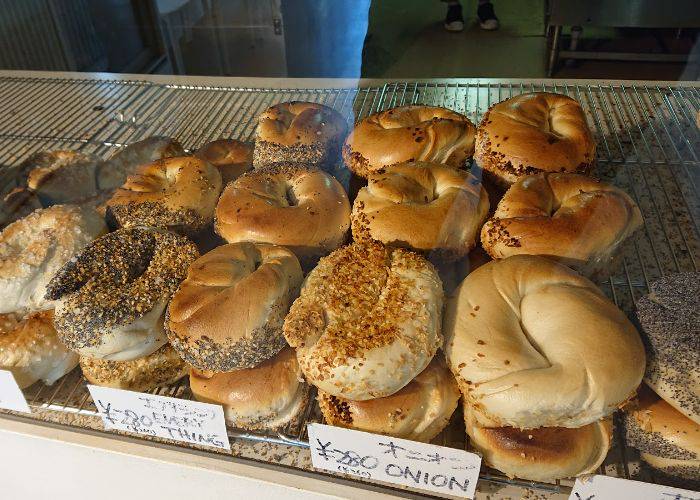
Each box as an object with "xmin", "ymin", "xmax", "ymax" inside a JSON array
[
  {"xmin": 0, "ymin": 205, "xmax": 107, "ymax": 313},
  {"xmin": 474, "ymin": 92, "xmax": 596, "ymax": 188},
  {"xmin": 166, "ymin": 242, "xmax": 303, "ymax": 371},
  {"xmin": 623, "ymin": 385, "xmax": 700, "ymax": 481},
  {"xmin": 443, "ymin": 255, "xmax": 645, "ymax": 429},
  {"xmin": 1, "ymin": 188, "xmax": 42, "ymax": 229},
  {"xmin": 46, "ymin": 227, "xmax": 199, "ymax": 361},
  {"xmin": 106, "ymin": 156, "xmax": 222, "ymax": 234},
  {"xmin": 636, "ymin": 272, "xmax": 699, "ymax": 425},
  {"xmin": 0, "ymin": 310, "xmax": 79, "ymax": 389},
  {"xmin": 464, "ymin": 401, "xmax": 612, "ymax": 482},
  {"xmin": 351, "ymin": 161, "xmax": 489, "ymax": 259},
  {"xmin": 481, "ymin": 173, "xmax": 642, "ymax": 274},
  {"xmin": 253, "ymin": 101, "xmax": 347, "ymax": 168},
  {"xmin": 214, "ymin": 163, "xmax": 350, "ymax": 266},
  {"xmin": 80, "ymin": 344, "xmax": 188, "ymax": 392},
  {"xmin": 20, "ymin": 150, "xmax": 100, "ymax": 206},
  {"xmin": 318, "ymin": 356, "xmax": 459, "ymax": 442},
  {"xmin": 195, "ymin": 139, "xmax": 253, "ymax": 185},
  {"xmin": 343, "ymin": 105, "xmax": 476, "ymax": 178},
  {"xmin": 283, "ymin": 240, "xmax": 443, "ymax": 401},
  {"xmin": 190, "ymin": 347, "xmax": 309, "ymax": 431}
]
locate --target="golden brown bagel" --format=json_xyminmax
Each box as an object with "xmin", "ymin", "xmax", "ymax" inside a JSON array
[
  {"xmin": 343, "ymin": 105, "xmax": 476, "ymax": 178},
  {"xmin": 474, "ymin": 93, "xmax": 595, "ymax": 188},
  {"xmin": 214, "ymin": 163, "xmax": 350, "ymax": 266},
  {"xmin": 190, "ymin": 347, "xmax": 309, "ymax": 431},
  {"xmin": 464, "ymin": 400, "xmax": 612, "ymax": 482},
  {"xmin": 352, "ymin": 161, "xmax": 489, "ymax": 259},
  {"xmin": 166, "ymin": 242, "xmax": 303, "ymax": 371},
  {"xmin": 253, "ymin": 101, "xmax": 347, "ymax": 168},
  {"xmin": 22, "ymin": 151, "xmax": 100, "ymax": 205},
  {"xmin": 106, "ymin": 156, "xmax": 222, "ymax": 234},
  {"xmin": 481, "ymin": 173, "xmax": 642, "ymax": 275},
  {"xmin": 444, "ymin": 255, "xmax": 645, "ymax": 429},
  {"xmin": 318, "ymin": 356, "xmax": 459, "ymax": 442},
  {"xmin": 195, "ymin": 139, "xmax": 253, "ymax": 185}
]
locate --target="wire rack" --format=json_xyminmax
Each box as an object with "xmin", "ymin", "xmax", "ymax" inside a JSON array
[{"xmin": 1, "ymin": 74, "xmax": 699, "ymax": 496}]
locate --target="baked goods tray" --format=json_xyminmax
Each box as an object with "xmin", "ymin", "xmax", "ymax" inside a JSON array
[{"xmin": 0, "ymin": 73, "xmax": 698, "ymax": 496}]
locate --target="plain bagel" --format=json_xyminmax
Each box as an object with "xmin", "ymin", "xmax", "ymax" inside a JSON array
[
  {"xmin": 195, "ymin": 139, "xmax": 253, "ymax": 185},
  {"xmin": 343, "ymin": 105, "xmax": 476, "ymax": 178},
  {"xmin": 283, "ymin": 240, "xmax": 443, "ymax": 401},
  {"xmin": 444, "ymin": 255, "xmax": 645, "ymax": 429},
  {"xmin": 166, "ymin": 242, "xmax": 303, "ymax": 371},
  {"xmin": 474, "ymin": 92, "xmax": 595, "ymax": 188},
  {"xmin": 46, "ymin": 227, "xmax": 199, "ymax": 361},
  {"xmin": 481, "ymin": 173, "xmax": 643, "ymax": 274}
]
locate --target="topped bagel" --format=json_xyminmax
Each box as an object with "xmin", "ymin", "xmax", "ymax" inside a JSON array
[
  {"xmin": 474, "ymin": 92, "xmax": 596, "ymax": 188},
  {"xmin": 343, "ymin": 105, "xmax": 476, "ymax": 178},
  {"xmin": 106, "ymin": 156, "xmax": 222, "ymax": 234},
  {"xmin": 46, "ymin": 227, "xmax": 199, "ymax": 361},
  {"xmin": 444, "ymin": 255, "xmax": 645, "ymax": 429}
]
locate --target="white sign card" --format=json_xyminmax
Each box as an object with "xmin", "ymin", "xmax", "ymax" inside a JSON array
[
  {"xmin": 88, "ymin": 385, "xmax": 230, "ymax": 450},
  {"xmin": 0, "ymin": 370, "xmax": 30, "ymax": 413},
  {"xmin": 571, "ymin": 475, "xmax": 700, "ymax": 500},
  {"xmin": 307, "ymin": 423, "xmax": 481, "ymax": 498}
]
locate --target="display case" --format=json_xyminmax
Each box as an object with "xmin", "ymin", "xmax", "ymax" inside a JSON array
[{"xmin": 0, "ymin": 70, "xmax": 698, "ymax": 499}]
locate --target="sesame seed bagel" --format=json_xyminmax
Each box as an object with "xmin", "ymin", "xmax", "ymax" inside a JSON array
[
  {"xmin": 636, "ymin": 272, "xmax": 700, "ymax": 425},
  {"xmin": 622, "ymin": 385, "xmax": 700, "ymax": 481},
  {"xmin": 195, "ymin": 139, "xmax": 253, "ymax": 185},
  {"xmin": 283, "ymin": 240, "xmax": 443, "ymax": 401},
  {"xmin": 474, "ymin": 92, "xmax": 595, "ymax": 188},
  {"xmin": 106, "ymin": 156, "xmax": 222, "ymax": 234},
  {"xmin": 351, "ymin": 161, "xmax": 489, "ymax": 259},
  {"xmin": 318, "ymin": 355, "xmax": 459, "ymax": 442},
  {"xmin": 0, "ymin": 205, "xmax": 107, "ymax": 313},
  {"xmin": 214, "ymin": 163, "xmax": 350, "ymax": 267},
  {"xmin": 444, "ymin": 255, "xmax": 645, "ymax": 429},
  {"xmin": 190, "ymin": 347, "xmax": 309, "ymax": 431},
  {"xmin": 464, "ymin": 400, "xmax": 612, "ymax": 482},
  {"xmin": 46, "ymin": 227, "xmax": 199, "ymax": 361},
  {"xmin": 253, "ymin": 101, "xmax": 347, "ymax": 169},
  {"xmin": 343, "ymin": 105, "xmax": 476, "ymax": 178},
  {"xmin": 80, "ymin": 343, "xmax": 188, "ymax": 392},
  {"xmin": 481, "ymin": 173, "xmax": 643, "ymax": 275},
  {"xmin": 0, "ymin": 310, "xmax": 79, "ymax": 389},
  {"xmin": 166, "ymin": 242, "xmax": 303, "ymax": 371}
]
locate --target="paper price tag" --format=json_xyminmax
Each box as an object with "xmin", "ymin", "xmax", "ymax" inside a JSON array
[
  {"xmin": 88, "ymin": 385, "xmax": 230, "ymax": 450},
  {"xmin": 307, "ymin": 423, "xmax": 481, "ymax": 498},
  {"xmin": 0, "ymin": 370, "xmax": 30, "ymax": 413},
  {"xmin": 571, "ymin": 475, "xmax": 700, "ymax": 500}
]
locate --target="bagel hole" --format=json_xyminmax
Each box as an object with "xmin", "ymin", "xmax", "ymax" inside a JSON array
[{"xmin": 284, "ymin": 185, "xmax": 298, "ymax": 207}]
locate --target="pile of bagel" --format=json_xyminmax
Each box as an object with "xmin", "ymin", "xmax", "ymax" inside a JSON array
[{"xmin": 0, "ymin": 93, "xmax": 694, "ymax": 486}]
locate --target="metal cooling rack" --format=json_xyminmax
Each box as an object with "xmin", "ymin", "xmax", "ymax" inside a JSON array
[{"xmin": 1, "ymin": 74, "xmax": 699, "ymax": 496}]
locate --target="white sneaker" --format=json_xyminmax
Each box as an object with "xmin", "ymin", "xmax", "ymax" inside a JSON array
[
  {"xmin": 445, "ymin": 20, "xmax": 465, "ymax": 32},
  {"xmin": 479, "ymin": 18, "xmax": 499, "ymax": 30}
]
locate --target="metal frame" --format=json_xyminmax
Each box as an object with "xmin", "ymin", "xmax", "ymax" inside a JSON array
[{"xmin": 0, "ymin": 74, "xmax": 698, "ymax": 495}]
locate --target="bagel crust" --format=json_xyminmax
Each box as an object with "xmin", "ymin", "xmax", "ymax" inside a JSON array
[
  {"xmin": 195, "ymin": 139, "xmax": 253, "ymax": 185},
  {"xmin": 474, "ymin": 93, "xmax": 595, "ymax": 188},
  {"xmin": 283, "ymin": 240, "xmax": 443, "ymax": 401},
  {"xmin": 343, "ymin": 105, "xmax": 476, "ymax": 178},
  {"xmin": 444, "ymin": 255, "xmax": 645, "ymax": 429},
  {"xmin": 46, "ymin": 227, "xmax": 199, "ymax": 361},
  {"xmin": 481, "ymin": 173, "xmax": 642, "ymax": 274},
  {"xmin": 318, "ymin": 355, "xmax": 459, "ymax": 442},
  {"xmin": 252, "ymin": 101, "xmax": 347, "ymax": 168},
  {"xmin": 166, "ymin": 242, "xmax": 303, "ymax": 371},
  {"xmin": 106, "ymin": 156, "xmax": 222, "ymax": 234},
  {"xmin": 352, "ymin": 161, "xmax": 489, "ymax": 259}
]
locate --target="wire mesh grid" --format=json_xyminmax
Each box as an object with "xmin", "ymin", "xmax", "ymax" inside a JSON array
[{"xmin": 1, "ymin": 75, "xmax": 699, "ymax": 495}]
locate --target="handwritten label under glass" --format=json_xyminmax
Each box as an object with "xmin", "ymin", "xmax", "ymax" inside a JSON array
[
  {"xmin": 307, "ymin": 423, "xmax": 481, "ymax": 498},
  {"xmin": 0, "ymin": 370, "xmax": 30, "ymax": 413},
  {"xmin": 88, "ymin": 385, "xmax": 230, "ymax": 450},
  {"xmin": 571, "ymin": 475, "xmax": 700, "ymax": 500}
]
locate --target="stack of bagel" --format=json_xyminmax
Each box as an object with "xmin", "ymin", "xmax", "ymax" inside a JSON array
[{"xmin": 1, "ymin": 92, "xmax": 693, "ymax": 489}]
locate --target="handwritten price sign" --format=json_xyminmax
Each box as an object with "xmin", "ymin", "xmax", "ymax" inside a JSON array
[
  {"xmin": 0, "ymin": 370, "xmax": 30, "ymax": 413},
  {"xmin": 88, "ymin": 385, "xmax": 230, "ymax": 450},
  {"xmin": 571, "ymin": 475, "xmax": 700, "ymax": 500},
  {"xmin": 307, "ymin": 423, "xmax": 481, "ymax": 498}
]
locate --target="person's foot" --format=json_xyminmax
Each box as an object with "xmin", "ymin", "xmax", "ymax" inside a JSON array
[
  {"xmin": 477, "ymin": 2, "xmax": 499, "ymax": 30},
  {"xmin": 444, "ymin": 3, "xmax": 464, "ymax": 32}
]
